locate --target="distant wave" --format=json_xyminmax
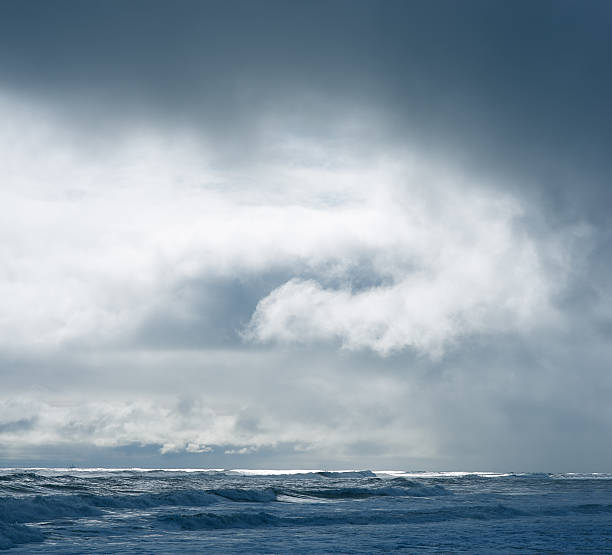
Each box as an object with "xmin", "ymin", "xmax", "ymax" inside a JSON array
[
  {"xmin": 315, "ymin": 471, "xmax": 377, "ymax": 478},
  {"xmin": 5, "ymin": 468, "xmax": 610, "ymax": 481},
  {"xmin": 225, "ymin": 470, "xmax": 379, "ymax": 478},
  {"xmin": 0, "ymin": 472, "xmax": 46, "ymax": 482}
]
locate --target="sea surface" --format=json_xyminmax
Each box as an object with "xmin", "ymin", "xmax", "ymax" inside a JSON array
[{"xmin": 1, "ymin": 468, "xmax": 611, "ymax": 553}]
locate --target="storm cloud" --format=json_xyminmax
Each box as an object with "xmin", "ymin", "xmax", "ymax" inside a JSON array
[{"xmin": 1, "ymin": 0, "xmax": 611, "ymax": 470}]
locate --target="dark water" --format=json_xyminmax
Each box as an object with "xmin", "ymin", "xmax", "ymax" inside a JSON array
[{"xmin": 1, "ymin": 468, "xmax": 612, "ymax": 553}]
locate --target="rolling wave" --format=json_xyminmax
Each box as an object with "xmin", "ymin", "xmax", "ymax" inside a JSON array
[
  {"xmin": 288, "ymin": 485, "xmax": 450, "ymax": 499},
  {"xmin": 157, "ymin": 502, "xmax": 612, "ymax": 532},
  {"xmin": 157, "ymin": 504, "xmax": 527, "ymax": 531}
]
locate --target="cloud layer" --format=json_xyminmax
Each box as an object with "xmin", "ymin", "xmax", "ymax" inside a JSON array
[
  {"xmin": 1, "ymin": 92, "xmax": 568, "ymax": 359},
  {"xmin": 1, "ymin": 1, "xmax": 611, "ymax": 470}
]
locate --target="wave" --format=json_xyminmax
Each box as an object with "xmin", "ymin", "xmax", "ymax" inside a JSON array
[
  {"xmin": 508, "ymin": 472, "xmax": 552, "ymax": 480},
  {"xmin": 0, "ymin": 481, "xmax": 453, "ymax": 527},
  {"xmin": 224, "ymin": 470, "xmax": 380, "ymax": 479},
  {"xmin": 0, "ymin": 472, "xmax": 46, "ymax": 482},
  {"xmin": 159, "ymin": 511, "xmax": 280, "ymax": 530},
  {"xmin": 220, "ymin": 469, "xmax": 379, "ymax": 478},
  {"xmin": 204, "ymin": 483, "xmax": 450, "ymax": 502},
  {"xmin": 316, "ymin": 470, "xmax": 377, "ymax": 478},
  {"xmin": 4, "ymin": 469, "xmax": 612, "ymax": 480},
  {"xmin": 0, "ymin": 495, "xmax": 102, "ymax": 524},
  {"xmin": 156, "ymin": 501, "xmax": 612, "ymax": 532},
  {"xmin": 157, "ymin": 504, "xmax": 526, "ymax": 531},
  {"xmin": 92, "ymin": 490, "xmax": 220, "ymax": 509},
  {"xmin": 0, "ymin": 490, "xmax": 218, "ymax": 524},
  {"xmin": 291, "ymin": 484, "xmax": 450, "ymax": 499},
  {"xmin": 209, "ymin": 488, "xmax": 277, "ymax": 503}
]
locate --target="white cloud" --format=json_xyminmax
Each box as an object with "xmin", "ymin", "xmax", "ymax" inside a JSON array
[
  {"xmin": 0, "ymin": 91, "xmax": 567, "ymax": 358},
  {"xmin": 0, "ymin": 395, "xmax": 233, "ymax": 455},
  {"xmin": 0, "ymin": 349, "xmax": 439, "ymax": 462},
  {"xmin": 246, "ymin": 177, "xmax": 558, "ymax": 357}
]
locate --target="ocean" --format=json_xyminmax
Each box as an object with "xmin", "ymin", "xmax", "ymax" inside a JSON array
[{"xmin": 1, "ymin": 468, "xmax": 611, "ymax": 553}]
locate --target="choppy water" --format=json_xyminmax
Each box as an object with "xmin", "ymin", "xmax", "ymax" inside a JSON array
[{"xmin": 1, "ymin": 468, "xmax": 612, "ymax": 553}]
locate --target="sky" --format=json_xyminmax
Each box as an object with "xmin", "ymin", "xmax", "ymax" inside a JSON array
[{"xmin": 1, "ymin": 0, "xmax": 611, "ymax": 471}]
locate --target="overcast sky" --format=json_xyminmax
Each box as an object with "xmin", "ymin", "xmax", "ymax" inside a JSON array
[{"xmin": 1, "ymin": 0, "xmax": 611, "ymax": 471}]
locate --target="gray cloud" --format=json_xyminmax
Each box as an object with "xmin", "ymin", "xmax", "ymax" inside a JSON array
[
  {"xmin": 2, "ymin": 332, "xmax": 612, "ymax": 471},
  {"xmin": 1, "ymin": 0, "xmax": 611, "ymax": 470},
  {"xmin": 0, "ymin": 417, "xmax": 37, "ymax": 434},
  {"xmin": 1, "ymin": 1, "xmax": 610, "ymax": 203}
]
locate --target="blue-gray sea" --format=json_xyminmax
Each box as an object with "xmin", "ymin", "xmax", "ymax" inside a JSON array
[{"xmin": 1, "ymin": 468, "xmax": 611, "ymax": 553}]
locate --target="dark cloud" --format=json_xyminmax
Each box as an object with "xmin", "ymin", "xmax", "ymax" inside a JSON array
[
  {"xmin": 1, "ymin": 0, "xmax": 610, "ymax": 217},
  {"xmin": 0, "ymin": 417, "xmax": 37, "ymax": 434},
  {"xmin": 130, "ymin": 274, "xmax": 289, "ymax": 349},
  {"xmin": 2, "ymin": 0, "xmax": 612, "ymax": 470}
]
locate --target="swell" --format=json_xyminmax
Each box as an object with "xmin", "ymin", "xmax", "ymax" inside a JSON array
[
  {"xmin": 0, "ymin": 482, "xmax": 451, "ymax": 525},
  {"xmin": 157, "ymin": 504, "xmax": 527, "ymax": 531},
  {"xmin": 286, "ymin": 484, "xmax": 450, "ymax": 499},
  {"xmin": 0, "ymin": 490, "xmax": 218, "ymax": 524},
  {"xmin": 158, "ymin": 502, "xmax": 612, "ymax": 531},
  {"xmin": 209, "ymin": 488, "xmax": 276, "ymax": 502}
]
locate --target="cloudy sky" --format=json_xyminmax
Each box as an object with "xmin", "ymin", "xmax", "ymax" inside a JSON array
[{"xmin": 1, "ymin": 0, "xmax": 611, "ymax": 471}]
